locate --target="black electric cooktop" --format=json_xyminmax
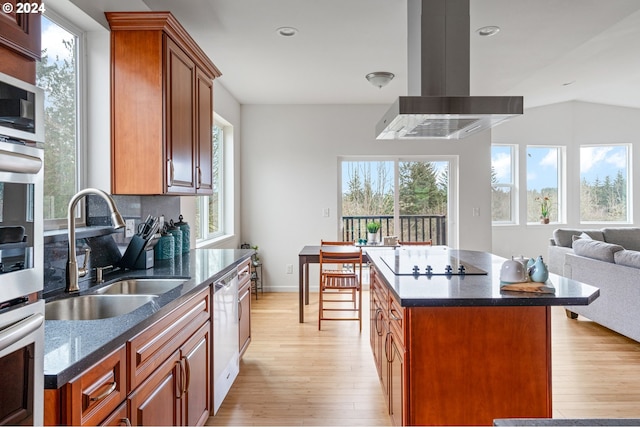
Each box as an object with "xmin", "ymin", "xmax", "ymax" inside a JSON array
[{"xmin": 379, "ymin": 247, "xmax": 487, "ymax": 276}]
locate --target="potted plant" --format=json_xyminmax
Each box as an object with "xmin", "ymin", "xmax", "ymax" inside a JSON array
[
  {"xmin": 536, "ymin": 195, "xmax": 551, "ymax": 224},
  {"xmin": 367, "ymin": 221, "xmax": 381, "ymax": 244}
]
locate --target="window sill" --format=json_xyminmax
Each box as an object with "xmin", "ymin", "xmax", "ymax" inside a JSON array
[{"xmin": 196, "ymin": 234, "xmax": 236, "ymax": 249}]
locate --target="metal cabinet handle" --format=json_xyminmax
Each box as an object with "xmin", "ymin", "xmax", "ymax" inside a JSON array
[
  {"xmin": 197, "ymin": 166, "xmax": 202, "ymax": 189},
  {"xmin": 89, "ymin": 382, "xmax": 117, "ymax": 402},
  {"xmin": 238, "ymin": 299, "xmax": 243, "ymax": 321},
  {"xmin": 390, "ymin": 308, "xmax": 402, "ymax": 322},
  {"xmin": 0, "ymin": 312, "xmax": 43, "ymax": 350},
  {"xmin": 167, "ymin": 159, "xmax": 174, "ymax": 187},
  {"xmin": 384, "ymin": 331, "xmax": 392, "ymax": 363},
  {"xmin": 119, "ymin": 418, "xmax": 132, "ymax": 427},
  {"xmin": 374, "ymin": 308, "xmax": 383, "ymax": 336},
  {"xmin": 184, "ymin": 356, "xmax": 191, "ymax": 395}
]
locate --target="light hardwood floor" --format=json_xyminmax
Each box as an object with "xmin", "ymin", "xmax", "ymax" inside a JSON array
[{"xmin": 207, "ymin": 292, "xmax": 640, "ymax": 425}]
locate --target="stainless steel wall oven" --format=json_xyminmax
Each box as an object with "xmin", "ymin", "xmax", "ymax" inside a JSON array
[{"xmin": 0, "ymin": 139, "xmax": 44, "ymax": 426}]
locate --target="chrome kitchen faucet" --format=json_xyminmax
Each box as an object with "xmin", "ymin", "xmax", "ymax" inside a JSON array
[{"xmin": 66, "ymin": 188, "xmax": 125, "ymax": 292}]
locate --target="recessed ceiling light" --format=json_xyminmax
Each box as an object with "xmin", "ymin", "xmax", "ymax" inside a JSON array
[
  {"xmin": 276, "ymin": 27, "xmax": 298, "ymax": 37},
  {"xmin": 476, "ymin": 26, "xmax": 500, "ymax": 37}
]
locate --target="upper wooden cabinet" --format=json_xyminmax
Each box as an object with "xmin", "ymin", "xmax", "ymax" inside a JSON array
[
  {"xmin": 0, "ymin": 0, "xmax": 41, "ymax": 61},
  {"xmin": 106, "ymin": 12, "xmax": 221, "ymax": 195}
]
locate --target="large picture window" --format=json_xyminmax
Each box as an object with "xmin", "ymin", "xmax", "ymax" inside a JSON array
[
  {"xmin": 340, "ymin": 158, "xmax": 452, "ymax": 245},
  {"xmin": 580, "ymin": 144, "xmax": 630, "ymax": 223},
  {"xmin": 527, "ymin": 146, "xmax": 562, "ymax": 223},
  {"xmin": 491, "ymin": 145, "xmax": 516, "ymax": 223},
  {"xmin": 37, "ymin": 13, "xmax": 82, "ymax": 228}
]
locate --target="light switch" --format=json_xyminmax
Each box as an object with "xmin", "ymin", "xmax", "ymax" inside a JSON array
[
  {"xmin": 472, "ymin": 207, "xmax": 480, "ymax": 217},
  {"xmin": 125, "ymin": 219, "xmax": 135, "ymax": 237}
]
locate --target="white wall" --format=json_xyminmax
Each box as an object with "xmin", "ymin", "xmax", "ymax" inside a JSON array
[
  {"xmin": 240, "ymin": 104, "xmax": 493, "ymax": 292},
  {"xmin": 492, "ymin": 101, "xmax": 640, "ymax": 260}
]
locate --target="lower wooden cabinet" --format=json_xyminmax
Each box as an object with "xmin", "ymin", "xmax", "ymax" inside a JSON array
[
  {"xmin": 128, "ymin": 350, "xmax": 181, "ymax": 426},
  {"xmin": 100, "ymin": 402, "xmax": 129, "ymax": 426},
  {"xmin": 45, "ymin": 287, "xmax": 211, "ymax": 426}
]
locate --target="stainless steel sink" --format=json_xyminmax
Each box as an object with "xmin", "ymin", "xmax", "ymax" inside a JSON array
[
  {"xmin": 45, "ymin": 295, "xmax": 158, "ymax": 320},
  {"xmin": 95, "ymin": 278, "xmax": 185, "ymax": 295}
]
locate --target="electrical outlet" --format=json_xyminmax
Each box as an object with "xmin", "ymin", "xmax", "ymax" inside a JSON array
[
  {"xmin": 286, "ymin": 264, "xmax": 293, "ymax": 274},
  {"xmin": 322, "ymin": 208, "xmax": 330, "ymax": 217},
  {"xmin": 125, "ymin": 219, "xmax": 135, "ymax": 237},
  {"xmin": 472, "ymin": 207, "xmax": 480, "ymax": 217}
]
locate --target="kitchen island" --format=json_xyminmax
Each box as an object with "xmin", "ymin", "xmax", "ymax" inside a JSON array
[{"xmin": 367, "ymin": 247, "xmax": 599, "ymax": 426}]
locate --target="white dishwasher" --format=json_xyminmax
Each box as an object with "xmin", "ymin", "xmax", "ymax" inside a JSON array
[{"xmin": 213, "ymin": 268, "xmax": 240, "ymax": 414}]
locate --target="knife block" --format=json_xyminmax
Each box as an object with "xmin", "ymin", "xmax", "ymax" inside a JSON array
[{"xmin": 119, "ymin": 235, "xmax": 146, "ymax": 269}]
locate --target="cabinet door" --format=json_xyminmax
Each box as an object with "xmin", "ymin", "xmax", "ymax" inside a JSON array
[
  {"xmin": 181, "ymin": 322, "xmax": 211, "ymax": 427},
  {"xmin": 99, "ymin": 402, "xmax": 129, "ymax": 426},
  {"xmin": 128, "ymin": 352, "xmax": 181, "ymax": 426},
  {"xmin": 389, "ymin": 335, "xmax": 405, "ymax": 427},
  {"xmin": 165, "ymin": 36, "xmax": 196, "ymax": 194},
  {"xmin": 195, "ymin": 67, "xmax": 213, "ymax": 194},
  {"xmin": 0, "ymin": 0, "xmax": 41, "ymax": 60}
]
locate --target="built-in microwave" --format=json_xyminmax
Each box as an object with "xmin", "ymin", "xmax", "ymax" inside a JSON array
[
  {"xmin": 0, "ymin": 140, "xmax": 43, "ymax": 304},
  {"xmin": 0, "ymin": 71, "xmax": 44, "ymax": 144}
]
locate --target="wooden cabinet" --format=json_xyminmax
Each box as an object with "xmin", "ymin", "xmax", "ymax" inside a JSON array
[
  {"xmin": 128, "ymin": 321, "xmax": 210, "ymax": 426},
  {"xmin": 370, "ymin": 266, "xmax": 404, "ymax": 426},
  {"xmin": 238, "ymin": 259, "xmax": 251, "ymax": 357},
  {"xmin": 63, "ymin": 346, "xmax": 128, "ymax": 426},
  {"xmin": 45, "ymin": 287, "xmax": 211, "ymax": 426},
  {"xmin": 128, "ymin": 351, "xmax": 181, "ymax": 426},
  {"xmin": 106, "ymin": 12, "xmax": 221, "ymax": 195},
  {"xmin": 0, "ymin": 0, "xmax": 41, "ymax": 60},
  {"xmin": 370, "ymin": 265, "xmax": 553, "ymax": 426}
]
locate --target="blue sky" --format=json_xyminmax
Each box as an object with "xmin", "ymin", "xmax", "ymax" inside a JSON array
[{"xmin": 492, "ymin": 145, "xmax": 628, "ymax": 191}]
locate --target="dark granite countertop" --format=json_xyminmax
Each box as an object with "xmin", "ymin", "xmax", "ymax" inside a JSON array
[
  {"xmin": 367, "ymin": 247, "xmax": 600, "ymax": 307},
  {"xmin": 43, "ymin": 248, "xmax": 253, "ymax": 389}
]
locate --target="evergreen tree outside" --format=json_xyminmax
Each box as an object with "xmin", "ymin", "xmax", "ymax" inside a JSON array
[
  {"xmin": 580, "ymin": 145, "xmax": 628, "ymax": 222},
  {"xmin": 341, "ymin": 160, "xmax": 448, "ymax": 241},
  {"xmin": 36, "ymin": 17, "xmax": 78, "ymax": 221}
]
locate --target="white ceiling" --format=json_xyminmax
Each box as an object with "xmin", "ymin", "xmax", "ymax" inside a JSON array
[{"xmin": 132, "ymin": 0, "xmax": 640, "ymax": 110}]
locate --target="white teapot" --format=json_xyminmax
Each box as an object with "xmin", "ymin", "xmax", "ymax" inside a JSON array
[{"xmin": 500, "ymin": 258, "xmax": 528, "ymax": 283}]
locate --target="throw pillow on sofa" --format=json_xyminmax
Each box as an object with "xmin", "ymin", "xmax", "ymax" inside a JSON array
[
  {"xmin": 614, "ymin": 250, "xmax": 640, "ymax": 269},
  {"xmin": 571, "ymin": 232, "xmax": 593, "ymax": 243},
  {"xmin": 572, "ymin": 238, "xmax": 624, "ymax": 263}
]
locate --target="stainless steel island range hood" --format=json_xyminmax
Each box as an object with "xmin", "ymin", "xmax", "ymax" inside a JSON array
[{"xmin": 376, "ymin": 0, "xmax": 523, "ymax": 140}]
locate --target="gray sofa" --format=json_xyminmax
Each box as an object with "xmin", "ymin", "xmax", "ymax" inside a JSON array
[{"xmin": 548, "ymin": 227, "xmax": 640, "ymax": 342}]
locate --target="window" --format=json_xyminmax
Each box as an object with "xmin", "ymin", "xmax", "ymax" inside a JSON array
[
  {"xmin": 491, "ymin": 145, "xmax": 516, "ymax": 223},
  {"xmin": 580, "ymin": 144, "xmax": 630, "ymax": 223},
  {"xmin": 196, "ymin": 118, "xmax": 227, "ymax": 242},
  {"xmin": 526, "ymin": 146, "xmax": 562, "ymax": 223},
  {"xmin": 36, "ymin": 14, "xmax": 82, "ymax": 229},
  {"xmin": 340, "ymin": 158, "xmax": 452, "ymax": 245}
]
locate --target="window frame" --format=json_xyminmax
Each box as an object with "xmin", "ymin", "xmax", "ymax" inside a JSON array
[
  {"xmin": 491, "ymin": 144, "xmax": 518, "ymax": 225},
  {"xmin": 579, "ymin": 143, "xmax": 632, "ymax": 224},
  {"xmin": 196, "ymin": 114, "xmax": 231, "ymax": 245},
  {"xmin": 525, "ymin": 145, "xmax": 565, "ymax": 225},
  {"xmin": 338, "ymin": 156, "xmax": 458, "ymax": 248},
  {"xmin": 40, "ymin": 10, "xmax": 86, "ymax": 230}
]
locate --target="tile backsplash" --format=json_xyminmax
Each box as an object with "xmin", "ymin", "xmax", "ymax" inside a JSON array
[{"xmin": 43, "ymin": 195, "xmax": 182, "ymax": 297}]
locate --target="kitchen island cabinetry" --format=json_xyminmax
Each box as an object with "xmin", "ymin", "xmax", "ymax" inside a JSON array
[
  {"xmin": 44, "ymin": 287, "xmax": 211, "ymax": 426},
  {"xmin": 106, "ymin": 12, "xmax": 221, "ymax": 195},
  {"xmin": 367, "ymin": 248, "xmax": 600, "ymax": 426}
]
